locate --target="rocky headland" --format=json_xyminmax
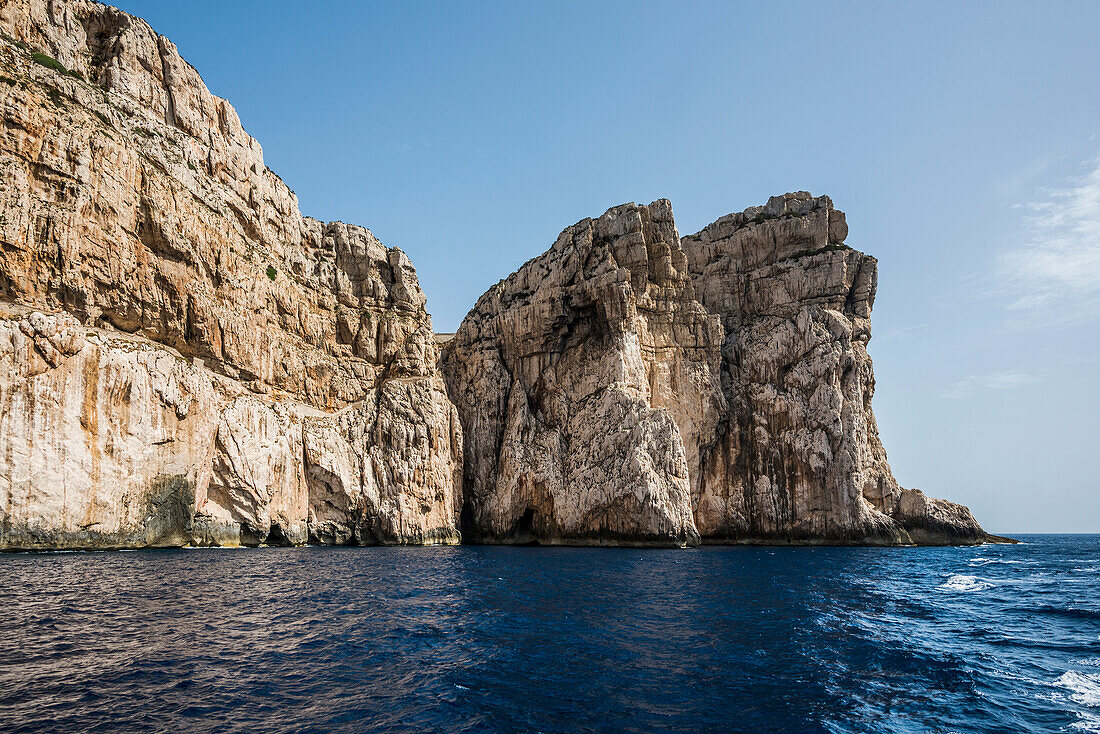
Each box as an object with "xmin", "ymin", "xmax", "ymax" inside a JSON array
[
  {"xmin": 0, "ymin": 0, "xmax": 462, "ymax": 549},
  {"xmin": 440, "ymin": 195, "xmax": 993, "ymax": 546},
  {"xmin": 0, "ymin": 0, "xmax": 1000, "ymax": 549}
]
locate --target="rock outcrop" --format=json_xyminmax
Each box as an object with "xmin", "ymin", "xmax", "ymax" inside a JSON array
[
  {"xmin": 440, "ymin": 202, "xmax": 724, "ymax": 546},
  {"xmin": 0, "ymin": 0, "xmax": 994, "ymax": 549},
  {"xmin": 0, "ymin": 0, "xmax": 461, "ymax": 549},
  {"xmin": 680, "ymin": 192, "xmax": 986, "ymax": 544},
  {"xmin": 442, "ymin": 194, "xmax": 993, "ymax": 545}
]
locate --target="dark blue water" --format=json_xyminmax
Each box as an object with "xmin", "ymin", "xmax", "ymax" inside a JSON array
[{"xmin": 1, "ymin": 535, "xmax": 1097, "ymax": 733}]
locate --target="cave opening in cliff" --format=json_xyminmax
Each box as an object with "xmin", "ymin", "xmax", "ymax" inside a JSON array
[{"xmin": 510, "ymin": 509, "xmax": 540, "ymax": 546}]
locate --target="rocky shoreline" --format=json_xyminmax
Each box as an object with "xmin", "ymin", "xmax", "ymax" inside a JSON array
[{"xmin": 0, "ymin": 0, "xmax": 1006, "ymax": 549}]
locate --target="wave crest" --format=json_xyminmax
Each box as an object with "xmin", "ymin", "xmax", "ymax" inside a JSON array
[{"xmin": 938, "ymin": 574, "xmax": 993, "ymax": 592}]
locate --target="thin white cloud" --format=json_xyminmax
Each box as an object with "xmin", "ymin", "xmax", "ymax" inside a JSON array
[
  {"xmin": 941, "ymin": 371, "xmax": 1042, "ymax": 400},
  {"xmin": 994, "ymin": 155, "xmax": 1051, "ymax": 199},
  {"xmin": 876, "ymin": 323, "xmax": 929, "ymax": 343},
  {"xmin": 997, "ymin": 158, "xmax": 1100, "ymax": 322}
]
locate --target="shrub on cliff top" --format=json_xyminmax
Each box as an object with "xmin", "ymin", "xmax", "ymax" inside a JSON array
[{"xmin": 266, "ymin": 265, "xmax": 277, "ymax": 281}]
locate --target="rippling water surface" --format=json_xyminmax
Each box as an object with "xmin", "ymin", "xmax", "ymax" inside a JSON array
[{"xmin": 1, "ymin": 535, "xmax": 1098, "ymax": 733}]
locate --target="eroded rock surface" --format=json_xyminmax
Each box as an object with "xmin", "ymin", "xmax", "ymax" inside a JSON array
[
  {"xmin": 442, "ymin": 201, "xmax": 723, "ymax": 546},
  {"xmin": 442, "ymin": 194, "xmax": 993, "ymax": 546},
  {"xmin": 0, "ymin": 0, "xmax": 461, "ymax": 548},
  {"xmin": 0, "ymin": 0, "xmax": 991, "ymax": 549},
  {"xmin": 681, "ymin": 192, "xmax": 986, "ymax": 544}
]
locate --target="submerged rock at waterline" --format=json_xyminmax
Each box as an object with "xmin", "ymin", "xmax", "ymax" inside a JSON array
[{"xmin": 0, "ymin": 0, "xmax": 997, "ymax": 549}]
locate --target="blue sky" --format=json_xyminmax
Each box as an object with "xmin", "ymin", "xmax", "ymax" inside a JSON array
[{"xmin": 116, "ymin": 0, "xmax": 1099, "ymax": 533}]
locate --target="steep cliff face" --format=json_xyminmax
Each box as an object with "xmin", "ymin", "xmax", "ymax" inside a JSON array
[
  {"xmin": 442, "ymin": 195, "xmax": 991, "ymax": 546},
  {"xmin": 0, "ymin": 0, "xmax": 992, "ymax": 550},
  {"xmin": 441, "ymin": 202, "xmax": 724, "ymax": 545},
  {"xmin": 0, "ymin": 0, "xmax": 462, "ymax": 548},
  {"xmin": 681, "ymin": 192, "xmax": 985, "ymax": 544}
]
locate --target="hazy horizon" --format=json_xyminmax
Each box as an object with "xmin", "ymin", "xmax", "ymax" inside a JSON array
[{"xmin": 112, "ymin": 0, "xmax": 1100, "ymax": 533}]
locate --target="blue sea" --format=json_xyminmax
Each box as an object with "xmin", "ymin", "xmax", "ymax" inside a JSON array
[{"xmin": 1, "ymin": 535, "xmax": 1097, "ymax": 733}]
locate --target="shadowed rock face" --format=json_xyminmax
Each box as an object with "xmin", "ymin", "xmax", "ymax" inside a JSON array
[
  {"xmin": 0, "ymin": 0, "xmax": 462, "ymax": 549},
  {"xmin": 442, "ymin": 195, "xmax": 993, "ymax": 546}
]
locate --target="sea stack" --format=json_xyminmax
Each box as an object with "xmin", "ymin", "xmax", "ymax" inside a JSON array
[{"xmin": 441, "ymin": 196, "xmax": 991, "ymax": 545}]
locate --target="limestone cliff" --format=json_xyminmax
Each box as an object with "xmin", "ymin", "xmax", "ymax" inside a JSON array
[
  {"xmin": 0, "ymin": 0, "xmax": 994, "ymax": 550},
  {"xmin": 440, "ymin": 202, "xmax": 722, "ymax": 546},
  {"xmin": 680, "ymin": 192, "xmax": 986, "ymax": 544},
  {"xmin": 0, "ymin": 0, "xmax": 462, "ymax": 549},
  {"xmin": 441, "ymin": 195, "xmax": 993, "ymax": 546}
]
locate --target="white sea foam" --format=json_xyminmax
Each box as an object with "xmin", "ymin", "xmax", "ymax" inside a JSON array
[
  {"xmin": 1071, "ymin": 717, "xmax": 1100, "ymax": 733},
  {"xmin": 969, "ymin": 556, "xmax": 1029, "ymax": 567},
  {"xmin": 1056, "ymin": 671, "xmax": 1100, "ymax": 732},
  {"xmin": 938, "ymin": 574, "xmax": 993, "ymax": 592},
  {"xmin": 1058, "ymin": 671, "xmax": 1100, "ymax": 707}
]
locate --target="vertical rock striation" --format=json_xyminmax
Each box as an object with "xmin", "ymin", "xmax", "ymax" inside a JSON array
[
  {"xmin": 442, "ymin": 195, "xmax": 992, "ymax": 546},
  {"xmin": 0, "ymin": 0, "xmax": 993, "ymax": 549},
  {"xmin": 0, "ymin": 0, "xmax": 462, "ymax": 549},
  {"xmin": 681, "ymin": 192, "xmax": 986, "ymax": 544},
  {"xmin": 441, "ymin": 202, "xmax": 724, "ymax": 545}
]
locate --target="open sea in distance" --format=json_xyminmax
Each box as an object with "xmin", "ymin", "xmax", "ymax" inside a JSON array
[{"xmin": 1, "ymin": 534, "xmax": 1097, "ymax": 733}]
